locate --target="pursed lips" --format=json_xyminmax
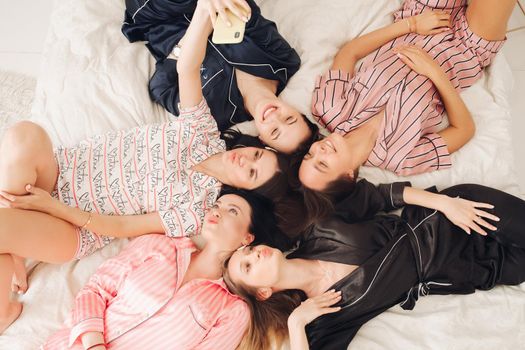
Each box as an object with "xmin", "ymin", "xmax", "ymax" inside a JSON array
[{"xmin": 206, "ymin": 215, "xmax": 219, "ymax": 225}]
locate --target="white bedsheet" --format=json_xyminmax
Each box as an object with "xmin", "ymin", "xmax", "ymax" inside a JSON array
[{"xmin": 1, "ymin": 0, "xmax": 523, "ymax": 349}]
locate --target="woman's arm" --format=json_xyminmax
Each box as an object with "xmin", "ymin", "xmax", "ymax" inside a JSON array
[
  {"xmin": 332, "ymin": 11, "xmax": 451, "ymax": 75},
  {"xmin": 0, "ymin": 185, "xmax": 163, "ymax": 238},
  {"xmin": 402, "ymin": 187, "xmax": 499, "ymax": 235},
  {"xmin": 176, "ymin": 2, "xmax": 212, "ymax": 109},
  {"xmin": 287, "ymin": 290, "xmax": 342, "ymax": 350},
  {"xmin": 176, "ymin": 0, "xmax": 250, "ymax": 108},
  {"xmin": 395, "ymin": 45, "xmax": 475, "ymax": 153}
]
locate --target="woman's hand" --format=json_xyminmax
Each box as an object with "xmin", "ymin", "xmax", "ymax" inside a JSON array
[
  {"xmin": 437, "ymin": 195, "xmax": 500, "ymax": 236},
  {"xmin": 393, "ymin": 45, "xmax": 444, "ymax": 81},
  {"xmin": 0, "ymin": 184, "xmax": 57, "ymax": 214},
  {"xmin": 288, "ymin": 290, "xmax": 342, "ymax": 328},
  {"xmin": 409, "ymin": 10, "xmax": 451, "ymax": 35},
  {"xmin": 197, "ymin": 0, "xmax": 251, "ymax": 26}
]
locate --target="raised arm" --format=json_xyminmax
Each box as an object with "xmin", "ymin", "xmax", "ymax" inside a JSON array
[
  {"xmin": 177, "ymin": 0, "xmax": 250, "ymax": 108},
  {"xmin": 176, "ymin": 2, "xmax": 213, "ymax": 109},
  {"xmin": 395, "ymin": 45, "xmax": 475, "ymax": 153},
  {"xmin": 331, "ymin": 11, "xmax": 451, "ymax": 75}
]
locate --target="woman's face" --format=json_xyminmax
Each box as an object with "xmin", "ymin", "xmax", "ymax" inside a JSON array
[
  {"xmin": 299, "ymin": 133, "xmax": 354, "ymax": 191},
  {"xmin": 202, "ymin": 194, "xmax": 254, "ymax": 250},
  {"xmin": 221, "ymin": 147, "xmax": 279, "ymax": 190},
  {"xmin": 227, "ymin": 245, "xmax": 284, "ymax": 290},
  {"xmin": 254, "ymin": 98, "xmax": 311, "ymax": 154}
]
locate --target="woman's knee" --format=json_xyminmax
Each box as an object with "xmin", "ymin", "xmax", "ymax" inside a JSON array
[{"xmin": 1, "ymin": 121, "xmax": 52, "ymax": 162}]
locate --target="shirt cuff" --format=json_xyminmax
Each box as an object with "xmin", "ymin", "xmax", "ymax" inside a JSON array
[
  {"xmin": 389, "ymin": 182, "xmax": 412, "ymax": 208},
  {"xmin": 177, "ymin": 99, "xmax": 208, "ymax": 118},
  {"xmin": 68, "ymin": 317, "xmax": 104, "ymax": 347}
]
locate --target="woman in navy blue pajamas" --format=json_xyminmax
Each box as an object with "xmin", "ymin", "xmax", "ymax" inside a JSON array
[{"xmin": 123, "ymin": 0, "xmax": 318, "ymax": 154}]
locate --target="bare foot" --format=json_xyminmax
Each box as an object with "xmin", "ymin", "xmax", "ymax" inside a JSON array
[
  {"xmin": 0, "ymin": 301, "xmax": 23, "ymax": 334},
  {"xmin": 11, "ymin": 255, "xmax": 27, "ymax": 294}
]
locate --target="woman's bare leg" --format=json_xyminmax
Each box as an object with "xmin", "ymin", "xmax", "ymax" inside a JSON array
[
  {"xmin": 0, "ymin": 121, "xmax": 62, "ymax": 332},
  {"xmin": 0, "ymin": 121, "xmax": 58, "ymax": 194},
  {"xmin": 0, "ymin": 121, "xmax": 59, "ymax": 294},
  {"xmin": 0, "ymin": 209, "xmax": 78, "ymax": 333},
  {"xmin": 11, "ymin": 255, "xmax": 27, "ymax": 294},
  {"xmin": 466, "ymin": 0, "xmax": 517, "ymax": 41}
]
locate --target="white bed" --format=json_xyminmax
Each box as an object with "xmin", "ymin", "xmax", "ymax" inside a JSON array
[{"xmin": 1, "ymin": 0, "xmax": 524, "ymax": 349}]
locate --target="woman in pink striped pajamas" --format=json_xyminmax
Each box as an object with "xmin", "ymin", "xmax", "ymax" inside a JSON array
[
  {"xmin": 299, "ymin": 0, "xmax": 515, "ymax": 193},
  {"xmin": 0, "ymin": 0, "xmax": 290, "ymax": 334},
  {"xmin": 40, "ymin": 189, "xmax": 280, "ymax": 350}
]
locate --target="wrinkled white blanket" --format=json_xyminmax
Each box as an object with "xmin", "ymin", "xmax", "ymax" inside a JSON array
[{"xmin": 0, "ymin": 0, "xmax": 523, "ymax": 349}]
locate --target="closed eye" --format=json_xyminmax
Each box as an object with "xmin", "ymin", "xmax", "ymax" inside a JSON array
[
  {"xmin": 271, "ymin": 128, "xmax": 280, "ymax": 140},
  {"xmin": 286, "ymin": 116, "xmax": 297, "ymax": 124}
]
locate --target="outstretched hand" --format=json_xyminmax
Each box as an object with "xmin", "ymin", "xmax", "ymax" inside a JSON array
[
  {"xmin": 0, "ymin": 184, "xmax": 57, "ymax": 214},
  {"xmin": 439, "ymin": 196, "xmax": 499, "ymax": 236}
]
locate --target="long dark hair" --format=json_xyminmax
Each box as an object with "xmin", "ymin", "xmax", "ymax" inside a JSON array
[
  {"xmin": 222, "ymin": 256, "xmax": 305, "ymax": 350},
  {"xmin": 222, "ymin": 114, "xmax": 320, "ymax": 156},
  {"xmin": 300, "ymin": 174, "xmax": 358, "ymax": 223},
  {"xmin": 221, "ymin": 129, "xmax": 292, "ymax": 201},
  {"xmin": 286, "ymin": 143, "xmax": 359, "ymax": 229},
  {"xmin": 291, "ymin": 114, "xmax": 321, "ymax": 157},
  {"xmin": 219, "ymin": 187, "xmax": 292, "ymax": 251}
]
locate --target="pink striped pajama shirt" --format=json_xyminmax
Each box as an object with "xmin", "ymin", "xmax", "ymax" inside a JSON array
[
  {"xmin": 52, "ymin": 99, "xmax": 224, "ymax": 258},
  {"xmin": 312, "ymin": 0, "xmax": 505, "ymax": 175},
  {"xmin": 41, "ymin": 235, "xmax": 249, "ymax": 350}
]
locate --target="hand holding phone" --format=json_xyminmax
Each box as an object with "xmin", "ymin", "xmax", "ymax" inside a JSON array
[{"xmin": 212, "ymin": 8, "xmax": 246, "ymax": 44}]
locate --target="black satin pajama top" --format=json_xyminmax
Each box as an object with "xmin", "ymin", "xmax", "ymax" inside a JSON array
[{"xmin": 289, "ymin": 183, "xmax": 525, "ymax": 349}]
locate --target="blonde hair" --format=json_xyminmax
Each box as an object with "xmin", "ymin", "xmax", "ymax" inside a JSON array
[{"xmin": 222, "ymin": 256, "xmax": 305, "ymax": 349}]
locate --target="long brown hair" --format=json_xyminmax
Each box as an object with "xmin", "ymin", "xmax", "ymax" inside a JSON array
[{"xmin": 222, "ymin": 256, "xmax": 305, "ymax": 350}]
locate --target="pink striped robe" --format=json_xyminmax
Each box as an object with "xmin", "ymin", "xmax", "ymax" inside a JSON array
[
  {"xmin": 41, "ymin": 235, "xmax": 249, "ymax": 350},
  {"xmin": 312, "ymin": 0, "xmax": 505, "ymax": 175}
]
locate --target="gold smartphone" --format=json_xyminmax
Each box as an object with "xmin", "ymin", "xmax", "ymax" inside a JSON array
[{"xmin": 211, "ymin": 9, "xmax": 246, "ymax": 44}]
